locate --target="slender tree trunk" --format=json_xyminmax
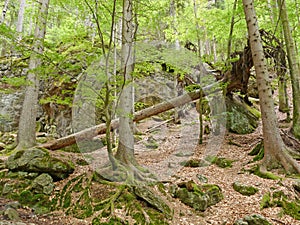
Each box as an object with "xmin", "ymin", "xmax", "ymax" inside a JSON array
[
  {"xmin": 16, "ymin": 0, "xmax": 50, "ymax": 150},
  {"xmin": 243, "ymin": 0, "xmax": 300, "ymax": 173},
  {"xmin": 1, "ymin": 0, "xmax": 10, "ymax": 56},
  {"xmin": 28, "ymin": 1, "xmax": 35, "ymax": 35},
  {"xmin": 170, "ymin": 0, "xmax": 182, "ymax": 124},
  {"xmin": 227, "ymin": 0, "xmax": 237, "ymax": 62},
  {"xmin": 115, "ymin": 0, "xmax": 137, "ymax": 165},
  {"xmin": 0, "ymin": 0, "xmax": 9, "ymax": 24},
  {"xmin": 193, "ymin": 0, "xmax": 204, "ymax": 144},
  {"xmin": 278, "ymin": 0, "xmax": 300, "ymax": 139},
  {"xmin": 16, "ymin": 0, "xmax": 26, "ymax": 39}
]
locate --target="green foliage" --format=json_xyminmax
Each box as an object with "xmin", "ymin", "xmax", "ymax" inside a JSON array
[{"xmin": 0, "ymin": 76, "xmax": 27, "ymax": 88}]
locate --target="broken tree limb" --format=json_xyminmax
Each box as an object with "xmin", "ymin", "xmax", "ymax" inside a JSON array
[{"xmin": 40, "ymin": 82, "xmax": 221, "ymax": 150}]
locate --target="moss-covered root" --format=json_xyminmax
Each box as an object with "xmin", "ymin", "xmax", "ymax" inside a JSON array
[
  {"xmin": 98, "ymin": 185, "xmax": 126, "ymax": 218},
  {"xmin": 249, "ymin": 140, "xmax": 264, "ymax": 162},
  {"xmin": 247, "ymin": 165, "xmax": 281, "ymax": 180},
  {"xmin": 250, "ymin": 139, "xmax": 300, "ymax": 174},
  {"xmin": 96, "ymin": 160, "xmax": 157, "ymax": 184}
]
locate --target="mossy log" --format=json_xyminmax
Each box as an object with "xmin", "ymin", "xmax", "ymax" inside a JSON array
[{"xmin": 40, "ymin": 82, "xmax": 221, "ymax": 150}]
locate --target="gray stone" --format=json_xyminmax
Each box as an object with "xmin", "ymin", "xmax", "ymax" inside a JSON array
[
  {"xmin": 32, "ymin": 173, "xmax": 54, "ymax": 195},
  {"xmin": 234, "ymin": 219, "xmax": 248, "ymax": 225},
  {"xmin": 226, "ymin": 96, "xmax": 260, "ymax": 134},
  {"xmin": 5, "ymin": 202, "xmax": 21, "ymax": 210},
  {"xmin": 0, "ymin": 91, "xmax": 24, "ymax": 132},
  {"xmin": 5, "ymin": 148, "xmax": 74, "ymax": 180},
  {"xmin": 234, "ymin": 214, "xmax": 273, "ymax": 225},
  {"xmin": 3, "ymin": 208, "xmax": 20, "ymax": 221},
  {"xmin": 197, "ymin": 174, "xmax": 208, "ymax": 183},
  {"xmin": 244, "ymin": 214, "xmax": 273, "ymax": 225}
]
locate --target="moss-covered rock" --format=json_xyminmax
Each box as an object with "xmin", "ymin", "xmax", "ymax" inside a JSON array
[
  {"xmin": 174, "ymin": 180, "xmax": 223, "ymax": 211},
  {"xmin": 232, "ymin": 182, "xmax": 259, "ymax": 196},
  {"xmin": 32, "ymin": 173, "xmax": 54, "ymax": 195},
  {"xmin": 234, "ymin": 214, "xmax": 273, "ymax": 225},
  {"xmin": 259, "ymin": 189, "xmax": 300, "ymax": 219},
  {"xmin": 226, "ymin": 96, "xmax": 260, "ymax": 134},
  {"xmin": 182, "ymin": 156, "xmax": 234, "ymax": 168},
  {"xmin": 5, "ymin": 147, "xmax": 74, "ymax": 180}
]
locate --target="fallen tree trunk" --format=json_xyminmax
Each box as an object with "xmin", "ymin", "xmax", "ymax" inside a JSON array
[{"xmin": 40, "ymin": 82, "xmax": 221, "ymax": 150}]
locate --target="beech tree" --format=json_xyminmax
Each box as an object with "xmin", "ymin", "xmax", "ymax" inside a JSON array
[
  {"xmin": 0, "ymin": 0, "xmax": 10, "ymax": 24},
  {"xmin": 242, "ymin": 0, "xmax": 300, "ymax": 173},
  {"xmin": 277, "ymin": 0, "xmax": 300, "ymax": 139},
  {"xmin": 16, "ymin": 0, "xmax": 50, "ymax": 150},
  {"xmin": 16, "ymin": 0, "xmax": 26, "ymax": 38}
]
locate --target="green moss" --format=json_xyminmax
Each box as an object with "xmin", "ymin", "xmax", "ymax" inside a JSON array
[
  {"xmin": 181, "ymin": 159, "xmax": 202, "ymax": 167},
  {"xmin": 249, "ymin": 141, "xmax": 262, "ymax": 156},
  {"xmin": 215, "ymin": 157, "xmax": 234, "ymax": 168},
  {"xmin": 72, "ymin": 190, "xmax": 93, "ymax": 219},
  {"xmin": 260, "ymin": 192, "xmax": 271, "ymax": 209},
  {"xmin": 63, "ymin": 192, "xmax": 71, "ymax": 208},
  {"xmin": 157, "ymin": 183, "xmax": 167, "ymax": 195},
  {"xmin": 133, "ymin": 212, "xmax": 146, "ymax": 224},
  {"xmin": 233, "ymin": 182, "xmax": 258, "ymax": 196},
  {"xmin": 73, "ymin": 177, "xmax": 84, "ymax": 192},
  {"xmin": 18, "ymin": 190, "xmax": 52, "ymax": 214},
  {"xmin": 92, "ymin": 217, "xmax": 101, "ymax": 225},
  {"xmin": 248, "ymin": 165, "xmax": 281, "ymax": 180},
  {"xmin": 205, "ymin": 155, "xmax": 217, "ymax": 164},
  {"xmin": 282, "ymin": 200, "xmax": 300, "ymax": 219}
]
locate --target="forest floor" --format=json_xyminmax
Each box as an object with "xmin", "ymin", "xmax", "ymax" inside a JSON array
[{"xmin": 1, "ymin": 101, "xmax": 300, "ymax": 224}]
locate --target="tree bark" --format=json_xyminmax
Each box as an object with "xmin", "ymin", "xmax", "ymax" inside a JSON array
[
  {"xmin": 0, "ymin": 0, "xmax": 9, "ymax": 24},
  {"xmin": 16, "ymin": 0, "xmax": 26, "ymax": 38},
  {"xmin": 16, "ymin": 0, "xmax": 50, "ymax": 150},
  {"xmin": 114, "ymin": 0, "xmax": 136, "ymax": 165},
  {"xmin": 277, "ymin": 0, "xmax": 300, "ymax": 139},
  {"xmin": 40, "ymin": 86, "xmax": 220, "ymax": 150},
  {"xmin": 227, "ymin": 0, "xmax": 237, "ymax": 62},
  {"xmin": 243, "ymin": 0, "xmax": 300, "ymax": 173}
]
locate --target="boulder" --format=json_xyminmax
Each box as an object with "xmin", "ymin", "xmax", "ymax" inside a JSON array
[
  {"xmin": 232, "ymin": 182, "xmax": 259, "ymax": 196},
  {"xmin": 174, "ymin": 180, "xmax": 223, "ymax": 211},
  {"xmin": 32, "ymin": 173, "xmax": 54, "ymax": 195},
  {"xmin": 234, "ymin": 214, "xmax": 273, "ymax": 225},
  {"xmin": 226, "ymin": 96, "xmax": 260, "ymax": 134},
  {"xmin": 5, "ymin": 148, "xmax": 74, "ymax": 180}
]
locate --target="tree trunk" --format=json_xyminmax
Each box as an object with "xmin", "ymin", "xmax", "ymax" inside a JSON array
[
  {"xmin": 114, "ymin": 0, "xmax": 136, "ymax": 165},
  {"xmin": 243, "ymin": 0, "xmax": 300, "ymax": 173},
  {"xmin": 227, "ymin": 0, "xmax": 237, "ymax": 62},
  {"xmin": 16, "ymin": 0, "xmax": 26, "ymax": 38},
  {"xmin": 40, "ymin": 86, "xmax": 220, "ymax": 150},
  {"xmin": 277, "ymin": 0, "xmax": 300, "ymax": 139},
  {"xmin": 16, "ymin": 0, "xmax": 50, "ymax": 150},
  {"xmin": 0, "ymin": 0, "xmax": 9, "ymax": 24}
]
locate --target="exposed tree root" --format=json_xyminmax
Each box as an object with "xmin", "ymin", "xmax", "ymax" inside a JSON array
[
  {"xmin": 100, "ymin": 184, "xmax": 126, "ymax": 218},
  {"xmin": 261, "ymin": 148, "xmax": 300, "ymax": 175},
  {"xmin": 249, "ymin": 140, "xmax": 300, "ymax": 175},
  {"xmin": 96, "ymin": 158, "xmax": 157, "ymax": 184}
]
